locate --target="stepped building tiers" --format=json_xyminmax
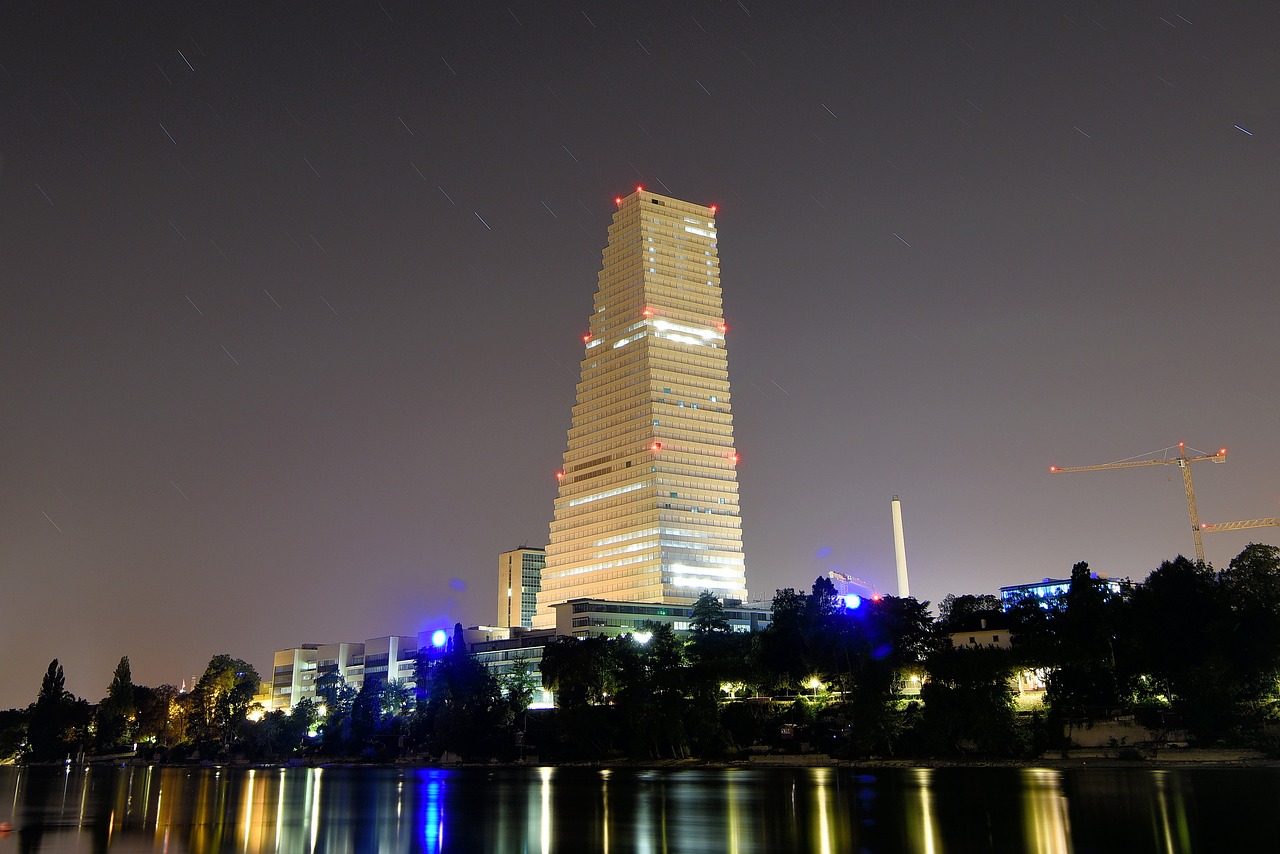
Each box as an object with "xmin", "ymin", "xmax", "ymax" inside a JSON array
[{"xmin": 533, "ymin": 188, "xmax": 747, "ymax": 628}]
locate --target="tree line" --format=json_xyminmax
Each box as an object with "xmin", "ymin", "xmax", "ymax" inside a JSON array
[{"xmin": 3, "ymin": 543, "xmax": 1277, "ymax": 764}]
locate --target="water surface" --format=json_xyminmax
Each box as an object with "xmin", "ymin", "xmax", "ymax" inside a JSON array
[{"xmin": 1, "ymin": 763, "xmax": 1275, "ymax": 852}]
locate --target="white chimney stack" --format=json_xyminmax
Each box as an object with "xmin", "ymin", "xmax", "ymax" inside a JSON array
[{"xmin": 891, "ymin": 495, "xmax": 910, "ymax": 598}]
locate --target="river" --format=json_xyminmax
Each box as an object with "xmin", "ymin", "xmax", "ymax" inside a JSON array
[{"xmin": 0, "ymin": 763, "xmax": 1275, "ymax": 852}]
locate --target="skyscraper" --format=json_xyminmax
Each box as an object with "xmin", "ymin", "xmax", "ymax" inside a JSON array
[
  {"xmin": 533, "ymin": 188, "xmax": 746, "ymax": 627},
  {"xmin": 497, "ymin": 546, "xmax": 545, "ymax": 629}
]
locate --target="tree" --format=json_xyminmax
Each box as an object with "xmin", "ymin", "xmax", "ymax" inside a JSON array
[
  {"xmin": 751, "ymin": 588, "xmax": 810, "ymax": 691},
  {"xmin": 0, "ymin": 708, "xmax": 28, "ymax": 762},
  {"xmin": 348, "ymin": 675, "xmax": 387, "ymax": 755},
  {"xmin": 920, "ymin": 646, "xmax": 1023, "ymax": 756},
  {"xmin": 134, "ymin": 684, "xmax": 186, "ymax": 748},
  {"xmin": 690, "ymin": 591, "xmax": 731, "ymax": 635},
  {"xmin": 937, "ymin": 594, "xmax": 1003, "ymax": 630},
  {"xmin": 824, "ymin": 594, "xmax": 935, "ymax": 757},
  {"xmin": 611, "ymin": 625, "xmax": 691, "ymax": 758},
  {"xmin": 1219, "ymin": 544, "xmax": 1280, "ymax": 709},
  {"xmin": 1130, "ymin": 556, "xmax": 1235, "ymax": 739},
  {"xmin": 413, "ymin": 628, "xmax": 509, "ymax": 759},
  {"xmin": 1046, "ymin": 562, "xmax": 1131, "ymax": 718},
  {"xmin": 190, "ymin": 655, "xmax": 261, "ymax": 749},
  {"xmin": 540, "ymin": 636, "xmax": 617, "ymax": 710},
  {"xmin": 27, "ymin": 660, "xmax": 92, "ymax": 761},
  {"xmin": 95, "ymin": 656, "xmax": 137, "ymax": 752},
  {"xmin": 381, "ymin": 679, "xmax": 415, "ymax": 719},
  {"xmin": 499, "ymin": 659, "xmax": 538, "ymax": 716},
  {"xmin": 315, "ymin": 671, "xmax": 356, "ymax": 718}
]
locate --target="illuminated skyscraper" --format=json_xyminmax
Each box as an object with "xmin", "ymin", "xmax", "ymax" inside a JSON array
[
  {"xmin": 497, "ymin": 546, "xmax": 545, "ymax": 629},
  {"xmin": 533, "ymin": 188, "xmax": 746, "ymax": 627}
]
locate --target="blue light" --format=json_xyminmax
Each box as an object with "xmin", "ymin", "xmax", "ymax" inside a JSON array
[
  {"xmin": 842, "ymin": 594, "xmax": 862, "ymax": 610},
  {"xmin": 431, "ymin": 629, "xmax": 448, "ymax": 648}
]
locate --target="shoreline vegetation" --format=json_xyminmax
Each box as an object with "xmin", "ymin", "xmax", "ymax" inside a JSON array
[
  {"xmin": 4, "ymin": 544, "xmax": 1279, "ymax": 769},
  {"xmin": 11, "ymin": 747, "xmax": 1277, "ymax": 771}
]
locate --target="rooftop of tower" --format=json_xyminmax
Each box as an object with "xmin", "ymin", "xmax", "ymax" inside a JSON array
[{"xmin": 614, "ymin": 186, "xmax": 718, "ymax": 216}]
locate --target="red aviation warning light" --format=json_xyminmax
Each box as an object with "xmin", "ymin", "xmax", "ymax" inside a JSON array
[
  {"xmin": 718, "ymin": 323, "xmax": 728, "ymax": 334},
  {"xmin": 729, "ymin": 453, "xmax": 739, "ymax": 465},
  {"xmin": 709, "ymin": 204, "xmax": 717, "ymax": 214},
  {"xmin": 650, "ymin": 442, "xmax": 663, "ymax": 452},
  {"xmin": 582, "ymin": 333, "xmax": 591, "ymax": 343},
  {"xmin": 555, "ymin": 470, "xmax": 564, "ymax": 480},
  {"xmin": 615, "ymin": 196, "xmax": 623, "ymax": 206},
  {"xmin": 642, "ymin": 307, "xmax": 654, "ymax": 317},
  {"xmin": 635, "ymin": 185, "xmax": 644, "ymax": 193}
]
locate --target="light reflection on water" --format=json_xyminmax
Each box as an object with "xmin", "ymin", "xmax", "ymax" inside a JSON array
[{"xmin": 0, "ymin": 763, "xmax": 1277, "ymax": 853}]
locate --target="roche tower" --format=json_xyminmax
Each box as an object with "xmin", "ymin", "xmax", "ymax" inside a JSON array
[{"xmin": 533, "ymin": 188, "xmax": 746, "ymax": 627}]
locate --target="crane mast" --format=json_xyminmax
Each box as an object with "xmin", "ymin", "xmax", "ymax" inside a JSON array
[{"xmin": 1050, "ymin": 443, "xmax": 1226, "ymax": 564}]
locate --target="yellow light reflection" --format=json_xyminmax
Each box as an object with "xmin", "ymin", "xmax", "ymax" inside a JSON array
[
  {"xmin": 242, "ymin": 769, "xmax": 254, "ymax": 852},
  {"xmin": 1152, "ymin": 770, "xmax": 1191, "ymax": 853},
  {"xmin": 726, "ymin": 772, "xmax": 740, "ymax": 854},
  {"xmin": 814, "ymin": 768, "xmax": 832, "ymax": 854},
  {"xmin": 539, "ymin": 767, "xmax": 553, "ymax": 854},
  {"xmin": 310, "ymin": 768, "xmax": 322, "ymax": 854},
  {"xmin": 904, "ymin": 767, "xmax": 940, "ymax": 854},
  {"xmin": 1020, "ymin": 768, "xmax": 1071, "ymax": 854},
  {"xmin": 276, "ymin": 769, "xmax": 285, "ymax": 849},
  {"xmin": 600, "ymin": 769, "xmax": 610, "ymax": 854}
]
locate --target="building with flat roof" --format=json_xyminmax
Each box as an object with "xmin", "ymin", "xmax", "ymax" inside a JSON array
[
  {"xmin": 534, "ymin": 188, "xmax": 746, "ymax": 627},
  {"xmin": 498, "ymin": 547, "xmax": 545, "ymax": 629},
  {"xmin": 1000, "ymin": 575, "xmax": 1133, "ymax": 609},
  {"xmin": 269, "ymin": 646, "xmax": 320, "ymax": 711},
  {"xmin": 551, "ymin": 597, "xmax": 771, "ymax": 639}
]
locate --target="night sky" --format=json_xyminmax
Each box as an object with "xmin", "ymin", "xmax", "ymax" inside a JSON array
[{"xmin": 3, "ymin": 1, "xmax": 1278, "ymax": 709}]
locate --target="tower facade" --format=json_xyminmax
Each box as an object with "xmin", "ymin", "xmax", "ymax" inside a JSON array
[
  {"xmin": 497, "ymin": 546, "xmax": 545, "ymax": 629},
  {"xmin": 534, "ymin": 188, "xmax": 746, "ymax": 627}
]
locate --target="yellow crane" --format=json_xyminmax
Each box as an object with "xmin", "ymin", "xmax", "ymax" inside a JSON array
[
  {"xmin": 1050, "ymin": 443, "xmax": 1227, "ymax": 563},
  {"xmin": 1201, "ymin": 517, "xmax": 1280, "ymax": 534}
]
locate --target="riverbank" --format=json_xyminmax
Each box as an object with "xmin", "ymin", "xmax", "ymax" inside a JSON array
[{"xmin": 11, "ymin": 747, "xmax": 1275, "ymax": 772}]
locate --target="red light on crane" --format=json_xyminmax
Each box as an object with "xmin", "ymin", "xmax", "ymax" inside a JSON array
[
  {"xmin": 1049, "ymin": 466, "xmax": 1058, "ymax": 473},
  {"xmin": 1219, "ymin": 448, "xmax": 1227, "ymax": 456}
]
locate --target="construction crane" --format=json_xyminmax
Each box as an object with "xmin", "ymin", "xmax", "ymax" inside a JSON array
[
  {"xmin": 1202, "ymin": 517, "xmax": 1280, "ymax": 534},
  {"xmin": 1050, "ymin": 443, "xmax": 1227, "ymax": 563}
]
